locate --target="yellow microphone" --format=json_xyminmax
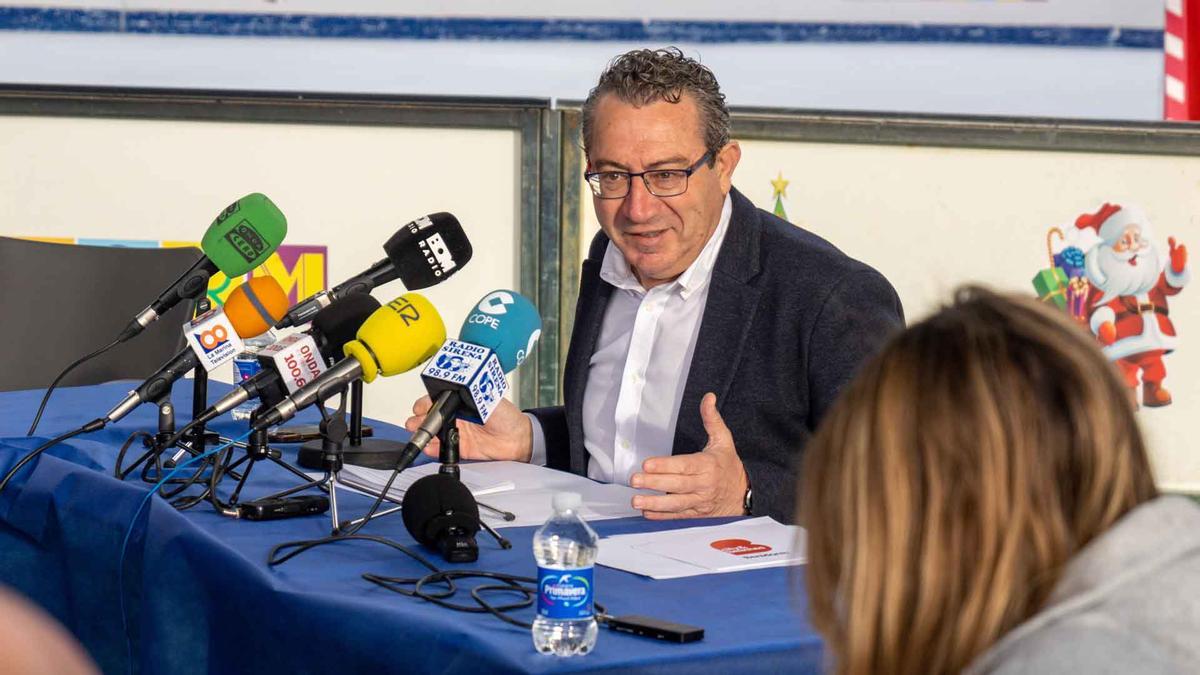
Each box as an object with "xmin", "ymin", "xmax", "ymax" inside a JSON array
[{"xmin": 252, "ymin": 293, "xmax": 445, "ymax": 430}]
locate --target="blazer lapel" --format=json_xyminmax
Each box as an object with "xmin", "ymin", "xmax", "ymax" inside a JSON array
[
  {"xmin": 672, "ymin": 189, "xmax": 762, "ymax": 456},
  {"xmin": 564, "ymin": 256, "xmax": 613, "ymax": 475}
]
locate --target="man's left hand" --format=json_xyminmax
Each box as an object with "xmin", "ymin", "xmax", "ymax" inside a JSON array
[{"xmin": 629, "ymin": 393, "xmax": 749, "ymax": 520}]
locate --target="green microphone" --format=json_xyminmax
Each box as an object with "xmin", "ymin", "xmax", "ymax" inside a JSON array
[{"xmin": 119, "ymin": 193, "xmax": 288, "ymax": 342}]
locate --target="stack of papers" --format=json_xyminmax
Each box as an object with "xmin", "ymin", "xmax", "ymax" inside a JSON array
[
  {"xmin": 339, "ymin": 462, "xmax": 514, "ymax": 499},
  {"xmin": 598, "ymin": 517, "xmax": 806, "ymax": 579},
  {"xmin": 336, "ymin": 461, "xmax": 653, "ymax": 529}
]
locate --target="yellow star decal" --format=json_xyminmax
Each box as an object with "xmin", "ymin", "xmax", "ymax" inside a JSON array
[{"xmin": 770, "ymin": 172, "xmax": 789, "ymax": 200}]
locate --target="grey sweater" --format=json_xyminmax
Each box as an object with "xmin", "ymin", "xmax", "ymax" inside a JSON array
[{"xmin": 966, "ymin": 496, "xmax": 1200, "ymax": 674}]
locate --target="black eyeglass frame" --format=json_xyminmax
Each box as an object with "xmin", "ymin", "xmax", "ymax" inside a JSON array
[{"xmin": 584, "ymin": 149, "xmax": 715, "ymax": 199}]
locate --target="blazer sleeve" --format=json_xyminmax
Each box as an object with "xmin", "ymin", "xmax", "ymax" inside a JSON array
[
  {"xmin": 525, "ymin": 405, "xmax": 571, "ymax": 471},
  {"xmin": 806, "ymin": 267, "xmax": 905, "ymax": 428}
]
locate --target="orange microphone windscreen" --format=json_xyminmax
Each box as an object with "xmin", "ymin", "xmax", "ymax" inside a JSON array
[{"xmin": 224, "ymin": 277, "xmax": 289, "ymax": 338}]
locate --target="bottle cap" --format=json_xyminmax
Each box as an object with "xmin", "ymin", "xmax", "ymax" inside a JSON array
[{"xmin": 552, "ymin": 492, "xmax": 582, "ymax": 513}]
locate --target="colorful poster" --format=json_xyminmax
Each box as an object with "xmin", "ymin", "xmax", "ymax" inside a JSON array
[{"xmin": 20, "ymin": 236, "xmax": 327, "ymax": 308}]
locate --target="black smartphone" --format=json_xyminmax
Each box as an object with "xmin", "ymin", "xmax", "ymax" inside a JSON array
[
  {"xmin": 238, "ymin": 495, "xmax": 329, "ymax": 521},
  {"xmin": 604, "ymin": 614, "xmax": 704, "ymax": 643},
  {"xmin": 268, "ymin": 424, "xmax": 373, "ymax": 443}
]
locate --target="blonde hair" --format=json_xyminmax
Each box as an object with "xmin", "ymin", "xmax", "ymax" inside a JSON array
[{"xmin": 799, "ymin": 286, "xmax": 1157, "ymax": 675}]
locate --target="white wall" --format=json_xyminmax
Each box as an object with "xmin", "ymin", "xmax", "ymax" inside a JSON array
[{"xmin": 0, "ymin": 114, "xmax": 522, "ymax": 427}]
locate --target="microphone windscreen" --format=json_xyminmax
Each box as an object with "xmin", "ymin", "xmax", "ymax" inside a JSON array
[
  {"xmin": 309, "ymin": 293, "xmax": 381, "ymax": 359},
  {"xmin": 343, "ymin": 293, "xmax": 446, "ymax": 383},
  {"xmin": 384, "ymin": 213, "xmax": 473, "ymax": 290},
  {"xmin": 401, "ymin": 473, "xmax": 480, "ymax": 546},
  {"xmin": 458, "ymin": 289, "xmax": 542, "ymax": 372},
  {"xmin": 224, "ymin": 277, "xmax": 289, "ymax": 338},
  {"xmin": 201, "ymin": 193, "xmax": 288, "ymax": 277}
]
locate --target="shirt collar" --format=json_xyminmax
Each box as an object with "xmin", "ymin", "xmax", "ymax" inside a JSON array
[{"xmin": 599, "ymin": 193, "xmax": 733, "ymax": 299}]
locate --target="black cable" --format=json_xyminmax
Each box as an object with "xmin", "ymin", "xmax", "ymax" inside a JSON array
[
  {"xmin": 113, "ymin": 431, "xmax": 154, "ymax": 480},
  {"xmin": 267, "ymin": 530, "xmax": 605, "ymax": 631},
  {"xmin": 0, "ymin": 418, "xmax": 106, "ymax": 496},
  {"xmin": 26, "ymin": 338, "xmax": 121, "ymax": 436}
]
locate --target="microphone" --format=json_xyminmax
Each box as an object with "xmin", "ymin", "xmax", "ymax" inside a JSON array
[
  {"xmin": 119, "ymin": 193, "xmax": 288, "ymax": 342},
  {"xmin": 201, "ymin": 293, "xmax": 381, "ymax": 424},
  {"xmin": 404, "ymin": 289, "xmax": 542, "ymax": 458},
  {"xmin": 104, "ymin": 277, "xmax": 289, "ymax": 425},
  {"xmin": 251, "ymin": 293, "xmax": 446, "ymax": 431},
  {"xmin": 401, "ymin": 472, "xmax": 481, "ymax": 563},
  {"xmin": 274, "ymin": 213, "xmax": 471, "ymax": 329}
]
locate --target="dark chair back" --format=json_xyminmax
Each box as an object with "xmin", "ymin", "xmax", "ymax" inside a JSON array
[{"xmin": 0, "ymin": 236, "xmax": 204, "ymax": 392}]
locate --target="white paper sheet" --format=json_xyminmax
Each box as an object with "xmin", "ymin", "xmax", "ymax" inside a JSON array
[
  {"xmin": 598, "ymin": 518, "xmax": 806, "ymax": 579},
  {"xmin": 336, "ymin": 461, "xmax": 654, "ymax": 529},
  {"xmin": 337, "ymin": 462, "xmax": 515, "ymax": 499}
]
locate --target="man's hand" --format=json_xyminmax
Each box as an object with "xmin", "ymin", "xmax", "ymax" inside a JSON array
[
  {"xmin": 1170, "ymin": 236, "xmax": 1188, "ymax": 274},
  {"xmin": 404, "ymin": 396, "xmax": 533, "ymax": 462},
  {"xmin": 629, "ymin": 393, "xmax": 749, "ymax": 520}
]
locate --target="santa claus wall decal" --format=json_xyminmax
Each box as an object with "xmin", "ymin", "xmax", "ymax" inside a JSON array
[{"xmin": 1073, "ymin": 203, "xmax": 1190, "ymax": 408}]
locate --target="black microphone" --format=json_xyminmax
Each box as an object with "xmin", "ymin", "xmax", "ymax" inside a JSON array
[
  {"xmin": 201, "ymin": 293, "xmax": 382, "ymax": 423},
  {"xmin": 275, "ymin": 213, "xmax": 472, "ymax": 328},
  {"xmin": 402, "ymin": 473, "xmax": 481, "ymax": 563}
]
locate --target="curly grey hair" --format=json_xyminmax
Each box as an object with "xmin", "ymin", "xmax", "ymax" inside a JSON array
[{"xmin": 581, "ymin": 47, "xmax": 730, "ymax": 165}]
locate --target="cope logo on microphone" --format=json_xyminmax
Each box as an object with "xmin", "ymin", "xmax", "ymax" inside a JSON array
[
  {"xmin": 514, "ymin": 328, "xmax": 541, "ymax": 368},
  {"xmin": 224, "ymin": 220, "xmax": 268, "ymax": 263},
  {"xmin": 419, "ymin": 233, "xmax": 458, "ymax": 277},
  {"xmin": 477, "ymin": 291, "xmax": 514, "ymax": 316},
  {"xmin": 194, "ymin": 325, "xmax": 230, "ymax": 354}
]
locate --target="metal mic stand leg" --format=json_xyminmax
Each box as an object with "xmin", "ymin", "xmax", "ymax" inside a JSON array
[
  {"xmin": 116, "ymin": 399, "xmax": 176, "ymax": 481},
  {"xmin": 437, "ymin": 423, "xmax": 510, "ymax": 550}
]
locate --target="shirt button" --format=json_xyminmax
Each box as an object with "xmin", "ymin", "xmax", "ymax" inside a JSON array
[{"xmin": 620, "ymin": 440, "xmax": 630, "ymax": 449}]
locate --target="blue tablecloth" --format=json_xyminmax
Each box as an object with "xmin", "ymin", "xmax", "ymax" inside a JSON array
[{"xmin": 0, "ymin": 380, "xmax": 822, "ymax": 674}]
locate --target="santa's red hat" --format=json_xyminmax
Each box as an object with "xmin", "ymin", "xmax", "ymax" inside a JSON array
[{"xmin": 1075, "ymin": 202, "xmax": 1152, "ymax": 244}]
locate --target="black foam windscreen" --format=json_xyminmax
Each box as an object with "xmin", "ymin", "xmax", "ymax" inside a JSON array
[
  {"xmin": 401, "ymin": 473, "xmax": 480, "ymax": 546},
  {"xmin": 309, "ymin": 293, "xmax": 381, "ymax": 361},
  {"xmin": 384, "ymin": 213, "xmax": 473, "ymax": 291}
]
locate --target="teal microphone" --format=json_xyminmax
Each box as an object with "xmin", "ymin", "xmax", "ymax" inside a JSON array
[{"xmin": 119, "ymin": 193, "xmax": 288, "ymax": 342}]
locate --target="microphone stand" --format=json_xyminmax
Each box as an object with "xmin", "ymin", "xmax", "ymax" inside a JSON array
[
  {"xmin": 249, "ymin": 391, "xmax": 405, "ymax": 533},
  {"xmin": 205, "ymin": 405, "xmax": 333, "ymax": 516},
  {"xmin": 296, "ymin": 380, "xmax": 402, "ymax": 470},
  {"xmin": 437, "ymin": 418, "xmax": 511, "ymax": 551},
  {"xmin": 336, "ymin": 416, "xmax": 517, "ymax": 541}
]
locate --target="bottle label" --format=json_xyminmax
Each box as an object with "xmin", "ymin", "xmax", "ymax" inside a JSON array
[
  {"xmin": 537, "ymin": 566, "xmax": 594, "ymax": 620},
  {"xmin": 233, "ymin": 356, "xmax": 262, "ymax": 382}
]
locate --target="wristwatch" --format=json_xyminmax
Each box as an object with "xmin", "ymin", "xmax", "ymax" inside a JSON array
[{"xmin": 742, "ymin": 484, "xmax": 753, "ymax": 515}]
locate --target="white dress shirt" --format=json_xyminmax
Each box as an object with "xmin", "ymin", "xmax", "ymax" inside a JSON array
[{"xmin": 529, "ymin": 194, "xmax": 733, "ymax": 485}]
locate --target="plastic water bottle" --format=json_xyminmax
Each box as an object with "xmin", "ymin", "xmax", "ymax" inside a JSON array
[
  {"xmin": 532, "ymin": 492, "xmax": 599, "ymax": 656},
  {"xmin": 231, "ymin": 332, "xmax": 276, "ymax": 421}
]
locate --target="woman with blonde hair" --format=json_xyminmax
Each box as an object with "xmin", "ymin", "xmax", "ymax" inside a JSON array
[{"xmin": 799, "ymin": 286, "xmax": 1200, "ymax": 674}]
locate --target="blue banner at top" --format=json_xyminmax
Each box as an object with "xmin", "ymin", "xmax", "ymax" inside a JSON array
[{"xmin": 0, "ymin": 7, "xmax": 1164, "ymax": 49}]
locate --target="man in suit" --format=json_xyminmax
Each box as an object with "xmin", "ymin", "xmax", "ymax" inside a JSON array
[{"xmin": 407, "ymin": 48, "xmax": 903, "ymax": 523}]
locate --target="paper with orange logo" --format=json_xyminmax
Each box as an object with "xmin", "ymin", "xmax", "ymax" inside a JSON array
[{"xmin": 598, "ymin": 518, "xmax": 805, "ymax": 579}]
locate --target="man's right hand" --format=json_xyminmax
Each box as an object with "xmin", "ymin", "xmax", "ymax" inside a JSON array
[{"xmin": 404, "ymin": 396, "xmax": 533, "ymax": 462}]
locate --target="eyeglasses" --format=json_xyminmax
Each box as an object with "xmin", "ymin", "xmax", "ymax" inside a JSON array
[{"xmin": 585, "ymin": 150, "xmax": 714, "ymax": 199}]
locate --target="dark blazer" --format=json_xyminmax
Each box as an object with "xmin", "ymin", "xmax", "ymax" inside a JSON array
[{"xmin": 529, "ymin": 187, "xmax": 904, "ymax": 522}]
